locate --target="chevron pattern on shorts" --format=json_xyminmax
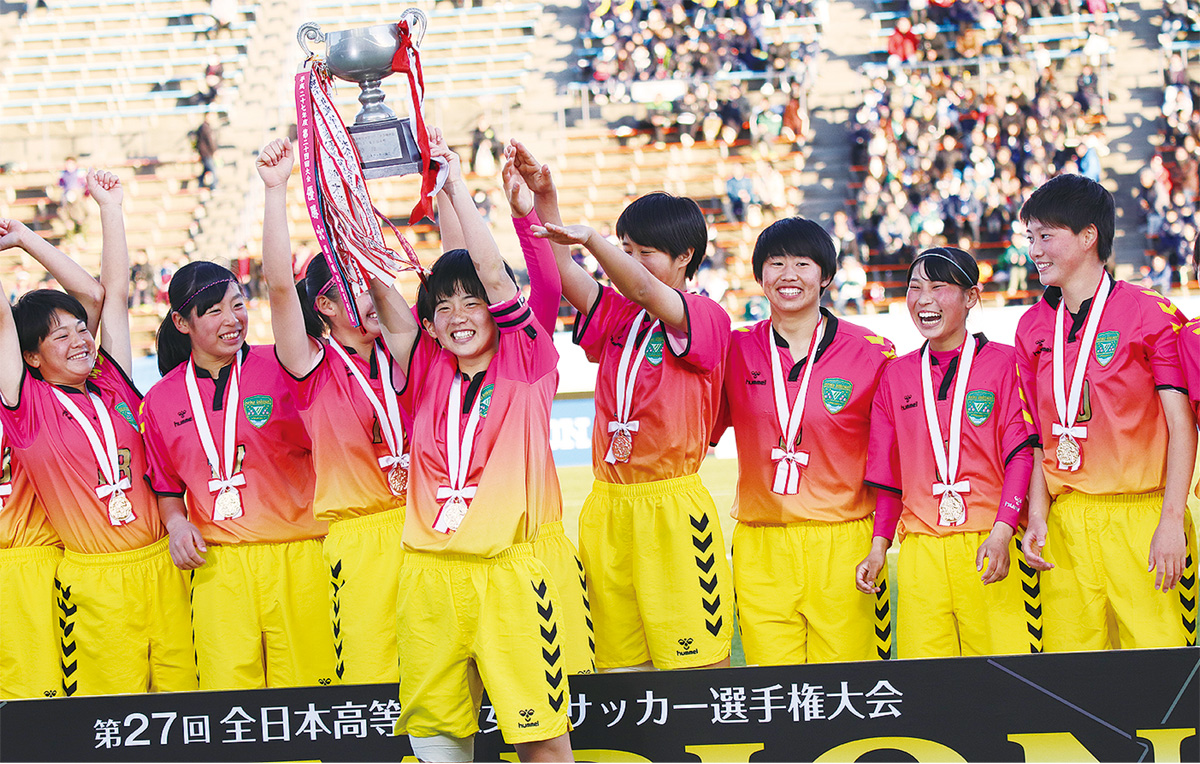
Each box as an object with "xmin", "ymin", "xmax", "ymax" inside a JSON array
[
  {"xmin": 575, "ymin": 555, "xmax": 596, "ymax": 672},
  {"xmin": 690, "ymin": 512, "xmax": 723, "ymax": 638},
  {"xmin": 1016, "ymin": 541, "xmax": 1044, "ymax": 653},
  {"xmin": 874, "ymin": 576, "xmax": 893, "ymax": 660},
  {"xmin": 533, "ymin": 578, "xmax": 565, "ymax": 712},
  {"xmin": 55, "ymin": 577, "xmax": 78, "ymax": 697},
  {"xmin": 1180, "ymin": 550, "xmax": 1197, "ymax": 647},
  {"xmin": 330, "ymin": 559, "xmax": 346, "ymax": 680}
]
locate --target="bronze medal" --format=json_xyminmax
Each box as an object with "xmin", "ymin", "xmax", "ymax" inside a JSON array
[
  {"xmin": 388, "ymin": 465, "xmax": 408, "ymax": 496},
  {"xmin": 214, "ymin": 487, "xmax": 243, "ymax": 521},
  {"xmin": 612, "ymin": 430, "xmax": 633, "ymax": 462},
  {"xmin": 937, "ymin": 491, "xmax": 966, "ymax": 526},
  {"xmin": 107, "ymin": 489, "xmax": 134, "ymax": 525},
  {"xmin": 1056, "ymin": 434, "xmax": 1081, "ymax": 469},
  {"xmin": 442, "ymin": 497, "xmax": 469, "ymax": 532}
]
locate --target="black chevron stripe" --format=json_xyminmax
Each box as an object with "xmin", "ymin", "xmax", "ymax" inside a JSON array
[
  {"xmin": 703, "ymin": 596, "xmax": 721, "ymax": 615},
  {"xmin": 548, "ymin": 692, "xmax": 564, "ymax": 711},
  {"xmin": 696, "ymin": 554, "xmax": 715, "ymax": 574},
  {"xmin": 875, "ymin": 602, "xmax": 890, "ymax": 618},
  {"xmin": 537, "ymin": 601, "xmax": 554, "ymax": 621},
  {"xmin": 876, "ymin": 623, "xmax": 891, "ymax": 641},
  {"xmin": 575, "ymin": 557, "xmax": 584, "ymax": 572},
  {"xmin": 541, "ymin": 623, "xmax": 558, "ymax": 643},
  {"xmin": 699, "ymin": 574, "xmax": 718, "ymax": 594},
  {"xmin": 690, "ymin": 514, "xmax": 709, "ymax": 532},
  {"xmin": 1182, "ymin": 595, "xmax": 1196, "ymax": 611},
  {"xmin": 532, "ymin": 580, "xmax": 548, "ymax": 599},
  {"xmin": 62, "ymin": 621, "xmax": 74, "ymax": 638},
  {"xmin": 331, "ymin": 561, "xmax": 342, "ymax": 578},
  {"xmin": 542, "ymin": 646, "xmax": 561, "ymax": 666},
  {"xmin": 1182, "ymin": 573, "xmax": 1197, "ymax": 589},
  {"xmin": 706, "ymin": 616, "xmax": 722, "ymax": 636},
  {"xmin": 334, "ymin": 641, "xmax": 343, "ymax": 657},
  {"xmin": 1028, "ymin": 624, "xmax": 1043, "ymax": 641},
  {"xmin": 1025, "ymin": 602, "xmax": 1042, "ymax": 618},
  {"xmin": 692, "ymin": 533, "xmax": 713, "ymax": 553},
  {"xmin": 62, "ymin": 659, "xmax": 77, "ymax": 677},
  {"xmin": 61, "ymin": 641, "xmax": 76, "ymax": 658},
  {"xmin": 336, "ymin": 663, "xmax": 345, "ymax": 679},
  {"xmin": 545, "ymin": 668, "xmax": 563, "ymax": 688},
  {"xmin": 63, "ymin": 680, "xmax": 76, "ymax": 696},
  {"xmin": 1022, "ymin": 581, "xmax": 1038, "ymax": 598},
  {"xmin": 585, "ymin": 616, "xmax": 593, "ymax": 631}
]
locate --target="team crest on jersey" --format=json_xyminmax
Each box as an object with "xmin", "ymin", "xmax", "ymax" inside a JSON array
[
  {"xmin": 242, "ymin": 395, "xmax": 273, "ymax": 428},
  {"xmin": 1094, "ymin": 330, "xmax": 1119, "ymax": 366},
  {"xmin": 644, "ymin": 327, "xmax": 665, "ymax": 367},
  {"xmin": 114, "ymin": 402, "xmax": 137, "ymax": 430},
  {"xmin": 965, "ymin": 390, "xmax": 995, "ymax": 426},
  {"xmin": 821, "ymin": 377, "xmax": 852, "ymax": 414},
  {"xmin": 478, "ymin": 384, "xmax": 495, "ymax": 417}
]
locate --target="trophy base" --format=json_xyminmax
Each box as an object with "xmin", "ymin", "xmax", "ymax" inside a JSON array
[{"xmin": 348, "ymin": 118, "xmax": 422, "ymax": 179}]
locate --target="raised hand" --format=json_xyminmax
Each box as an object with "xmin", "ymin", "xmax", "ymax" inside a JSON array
[
  {"xmin": 502, "ymin": 145, "xmax": 534, "ymax": 218},
  {"xmin": 509, "ymin": 139, "xmax": 555, "ymax": 197},
  {"xmin": 531, "ymin": 221, "xmax": 594, "ymax": 247},
  {"xmin": 428, "ymin": 127, "xmax": 462, "ymax": 184},
  {"xmin": 0, "ymin": 218, "xmax": 32, "ymax": 252},
  {"xmin": 86, "ymin": 168, "xmax": 124, "ymax": 207},
  {"xmin": 256, "ymin": 137, "xmax": 295, "ymax": 188}
]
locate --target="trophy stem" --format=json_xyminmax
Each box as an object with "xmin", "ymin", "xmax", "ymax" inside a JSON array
[{"xmin": 356, "ymin": 78, "xmax": 397, "ymax": 124}]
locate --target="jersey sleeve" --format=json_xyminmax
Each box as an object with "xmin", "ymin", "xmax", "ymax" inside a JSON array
[
  {"xmin": 1013, "ymin": 313, "xmax": 1042, "ymax": 447},
  {"xmin": 864, "ymin": 368, "xmax": 902, "ymax": 507},
  {"xmin": 572, "ymin": 285, "xmax": 616, "ymax": 363},
  {"xmin": 996, "ymin": 353, "xmax": 1033, "ymax": 529},
  {"xmin": 138, "ymin": 392, "xmax": 186, "ymax": 497},
  {"xmin": 1140, "ymin": 291, "xmax": 1187, "ymax": 391},
  {"xmin": 1, "ymin": 369, "xmax": 38, "ymax": 449},
  {"xmin": 665, "ymin": 291, "xmax": 732, "ymax": 373},
  {"xmin": 513, "ymin": 210, "xmax": 562, "ymax": 335},
  {"xmin": 1178, "ymin": 320, "xmax": 1200, "ymax": 417},
  {"xmin": 491, "ymin": 294, "xmax": 558, "ymax": 382},
  {"xmin": 90, "ymin": 348, "xmax": 143, "ymax": 402}
]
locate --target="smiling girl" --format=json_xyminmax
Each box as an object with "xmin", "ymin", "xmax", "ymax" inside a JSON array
[
  {"xmin": 856, "ymin": 247, "xmax": 1039, "ymax": 658},
  {"xmin": 0, "ymin": 170, "xmax": 194, "ymax": 696},
  {"xmin": 140, "ymin": 257, "xmax": 334, "ymax": 690}
]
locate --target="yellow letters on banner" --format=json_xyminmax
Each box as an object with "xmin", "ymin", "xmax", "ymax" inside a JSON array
[
  {"xmin": 1135, "ymin": 728, "xmax": 1197, "ymax": 763},
  {"xmin": 684, "ymin": 743, "xmax": 766, "ymax": 762},
  {"xmin": 1008, "ymin": 732, "xmax": 1098, "ymax": 761},
  {"xmin": 814, "ymin": 737, "xmax": 966, "ymax": 762}
]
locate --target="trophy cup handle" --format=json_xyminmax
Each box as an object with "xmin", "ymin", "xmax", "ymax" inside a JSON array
[
  {"xmin": 297, "ymin": 22, "xmax": 326, "ymax": 57},
  {"xmin": 399, "ymin": 8, "xmax": 428, "ymax": 48}
]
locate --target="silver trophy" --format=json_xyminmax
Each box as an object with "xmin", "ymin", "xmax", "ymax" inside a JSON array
[{"xmin": 298, "ymin": 11, "xmax": 428, "ymax": 179}]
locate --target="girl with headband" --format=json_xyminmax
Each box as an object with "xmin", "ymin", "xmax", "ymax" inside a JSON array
[
  {"xmin": 254, "ymin": 136, "xmax": 416, "ymax": 684},
  {"xmin": 0, "ymin": 170, "xmax": 194, "ymax": 696},
  {"xmin": 141, "ymin": 254, "xmax": 334, "ymax": 689},
  {"xmin": 855, "ymin": 246, "xmax": 1041, "ymax": 658}
]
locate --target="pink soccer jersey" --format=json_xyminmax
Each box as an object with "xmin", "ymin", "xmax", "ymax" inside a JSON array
[
  {"xmin": 399, "ymin": 294, "xmax": 562, "ymax": 557},
  {"xmin": 1179, "ymin": 317, "xmax": 1200, "ymax": 421},
  {"xmin": 712, "ymin": 312, "xmax": 895, "ymax": 524},
  {"xmin": 0, "ymin": 433, "xmax": 60, "ymax": 550},
  {"xmin": 2, "ymin": 351, "xmax": 162, "ymax": 554},
  {"xmin": 574, "ymin": 286, "xmax": 731, "ymax": 483},
  {"xmin": 1015, "ymin": 278, "xmax": 1187, "ymax": 498},
  {"xmin": 865, "ymin": 336, "xmax": 1033, "ymax": 538},
  {"xmin": 293, "ymin": 342, "xmax": 410, "ymax": 523},
  {"xmin": 141, "ymin": 345, "xmax": 325, "ymax": 545}
]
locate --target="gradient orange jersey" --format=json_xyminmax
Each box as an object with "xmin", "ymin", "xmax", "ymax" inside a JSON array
[
  {"xmin": 1015, "ymin": 279, "xmax": 1187, "ymax": 498},
  {"xmin": 574, "ymin": 287, "xmax": 731, "ymax": 483},
  {"xmin": 2, "ymin": 351, "xmax": 161, "ymax": 554},
  {"xmin": 712, "ymin": 312, "xmax": 894, "ymax": 524},
  {"xmin": 141, "ymin": 346, "xmax": 325, "ymax": 545},
  {"xmin": 293, "ymin": 342, "xmax": 410, "ymax": 522},
  {"xmin": 399, "ymin": 295, "xmax": 562, "ymax": 557},
  {"xmin": 0, "ymin": 433, "xmax": 61, "ymax": 550},
  {"xmin": 866, "ymin": 337, "xmax": 1033, "ymax": 537}
]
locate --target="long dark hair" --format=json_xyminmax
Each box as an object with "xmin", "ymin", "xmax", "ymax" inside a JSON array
[{"xmin": 155, "ymin": 261, "xmax": 242, "ymax": 375}]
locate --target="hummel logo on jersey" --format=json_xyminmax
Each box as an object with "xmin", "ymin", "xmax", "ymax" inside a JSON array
[
  {"xmin": 901, "ymin": 393, "xmax": 918, "ymax": 411},
  {"xmin": 746, "ymin": 370, "xmax": 767, "ymax": 386},
  {"xmin": 518, "ymin": 708, "xmax": 539, "ymax": 729},
  {"xmin": 677, "ymin": 637, "xmax": 698, "ymax": 656}
]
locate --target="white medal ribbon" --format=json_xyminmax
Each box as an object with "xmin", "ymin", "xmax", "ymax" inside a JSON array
[
  {"xmin": 185, "ymin": 357, "xmax": 246, "ymax": 520},
  {"xmin": 1051, "ymin": 275, "xmax": 1112, "ymax": 471},
  {"xmin": 433, "ymin": 372, "xmax": 485, "ymax": 533},
  {"xmin": 0, "ymin": 419, "xmax": 11, "ymax": 503},
  {"xmin": 329, "ymin": 341, "xmax": 408, "ymax": 475},
  {"xmin": 767, "ymin": 318, "xmax": 823, "ymax": 495},
  {"xmin": 51, "ymin": 388, "xmax": 134, "ymax": 524},
  {"xmin": 606, "ymin": 309, "xmax": 660, "ymax": 464},
  {"xmin": 920, "ymin": 335, "xmax": 977, "ymax": 526}
]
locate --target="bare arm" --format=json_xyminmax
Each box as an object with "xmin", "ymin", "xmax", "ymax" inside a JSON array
[
  {"xmin": 89, "ymin": 169, "xmax": 134, "ymax": 375},
  {"xmin": 257, "ymin": 137, "xmax": 321, "ymax": 377},
  {"xmin": 435, "ymin": 187, "xmax": 466, "ymax": 252},
  {"xmin": 509, "ymin": 140, "xmax": 571, "ymax": 259},
  {"xmin": 367, "ymin": 275, "xmax": 419, "ymax": 370},
  {"xmin": 1149, "ymin": 389, "xmax": 1196, "ymax": 590},
  {"xmin": 535, "ymin": 223, "xmax": 687, "ymax": 330},
  {"xmin": 1021, "ymin": 449, "xmax": 1055, "ymax": 571},
  {"xmin": 0, "ymin": 277, "xmax": 22, "ymax": 405},
  {"xmin": 430, "ymin": 129, "xmax": 516, "ymax": 304},
  {"xmin": 159, "ymin": 495, "xmax": 207, "ymax": 570},
  {"xmin": 0, "ymin": 218, "xmax": 104, "ymax": 335}
]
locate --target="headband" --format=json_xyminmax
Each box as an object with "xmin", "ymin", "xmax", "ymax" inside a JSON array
[
  {"xmin": 176, "ymin": 277, "xmax": 236, "ymax": 313},
  {"xmin": 315, "ymin": 277, "xmax": 337, "ymax": 297},
  {"xmin": 912, "ymin": 249, "xmax": 977, "ymax": 285}
]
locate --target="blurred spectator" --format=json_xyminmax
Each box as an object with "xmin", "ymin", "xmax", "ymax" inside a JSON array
[
  {"xmin": 194, "ymin": 113, "xmax": 218, "ymax": 190},
  {"xmin": 888, "ymin": 17, "xmax": 920, "ymax": 65},
  {"xmin": 833, "ymin": 255, "xmax": 867, "ymax": 314},
  {"xmin": 723, "ymin": 164, "xmax": 759, "ymax": 223},
  {"xmin": 1142, "ymin": 253, "xmax": 1173, "ymax": 293},
  {"xmin": 56, "ymin": 156, "xmax": 88, "ymax": 236}
]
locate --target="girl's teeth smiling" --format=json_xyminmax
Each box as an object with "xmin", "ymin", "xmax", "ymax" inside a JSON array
[
  {"xmin": 918, "ymin": 311, "xmax": 941, "ymax": 326},
  {"xmin": 452, "ymin": 330, "xmax": 474, "ymax": 341}
]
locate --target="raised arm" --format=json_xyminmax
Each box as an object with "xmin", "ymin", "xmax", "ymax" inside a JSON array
[
  {"xmin": 257, "ymin": 137, "xmax": 321, "ymax": 377},
  {"xmin": 503, "ymin": 146, "xmax": 560, "ymax": 332},
  {"xmin": 430, "ymin": 128, "xmax": 516, "ymax": 304},
  {"xmin": 509, "ymin": 140, "xmax": 570, "ymax": 259},
  {"xmin": 0, "ymin": 218, "xmax": 104, "ymax": 335},
  {"xmin": 0, "ymin": 276, "xmax": 22, "ymax": 406},
  {"xmin": 89, "ymin": 169, "xmax": 133, "ymax": 375},
  {"xmin": 368, "ymin": 274, "xmax": 419, "ymax": 371},
  {"xmin": 435, "ymin": 187, "xmax": 466, "ymax": 252},
  {"xmin": 534, "ymin": 222, "xmax": 688, "ymax": 330}
]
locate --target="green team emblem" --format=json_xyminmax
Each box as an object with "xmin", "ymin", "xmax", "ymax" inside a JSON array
[
  {"xmin": 965, "ymin": 390, "xmax": 995, "ymax": 427},
  {"xmin": 242, "ymin": 395, "xmax": 274, "ymax": 428},
  {"xmin": 1094, "ymin": 330, "xmax": 1120, "ymax": 367},
  {"xmin": 644, "ymin": 327, "xmax": 665, "ymax": 367},
  {"xmin": 822, "ymin": 377, "xmax": 853, "ymax": 414},
  {"xmin": 478, "ymin": 384, "xmax": 495, "ymax": 417},
  {"xmin": 114, "ymin": 402, "xmax": 137, "ymax": 430}
]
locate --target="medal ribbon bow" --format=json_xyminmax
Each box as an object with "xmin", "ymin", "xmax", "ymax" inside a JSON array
[
  {"xmin": 433, "ymin": 373, "xmax": 485, "ymax": 533},
  {"xmin": 329, "ymin": 341, "xmax": 407, "ymax": 477},
  {"xmin": 768, "ymin": 317, "xmax": 823, "ymax": 496},
  {"xmin": 606, "ymin": 310, "xmax": 659, "ymax": 464},
  {"xmin": 51, "ymin": 388, "xmax": 136, "ymax": 525},
  {"xmin": 185, "ymin": 357, "xmax": 246, "ymax": 521},
  {"xmin": 920, "ymin": 335, "xmax": 976, "ymax": 526}
]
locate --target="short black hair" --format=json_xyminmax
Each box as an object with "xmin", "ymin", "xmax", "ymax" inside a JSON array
[
  {"xmin": 12, "ymin": 289, "xmax": 89, "ymax": 356},
  {"xmin": 415, "ymin": 249, "xmax": 517, "ymax": 327},
  {"xmin": 156, "ymin": 260, "xmax": 242, "ymax": 375},
  {"xmin": 906, "ymin": 246, "xmax": 980, "ymax": 287},
  {"xmin": 1019, "ymin": 173, "xmax": 1115, "ymax": 262},
  {"xmin": 615, "ymin": 192, "xmax": 708, "ymax": 279},
  {"xmin": 752, "ymin": 217, "xmax": 837, "ymax": 284}
]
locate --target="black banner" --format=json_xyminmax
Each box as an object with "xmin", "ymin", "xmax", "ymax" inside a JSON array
[{"xmin": 1, "ymin": 648, "xmax": 1196, "ymax": 762}]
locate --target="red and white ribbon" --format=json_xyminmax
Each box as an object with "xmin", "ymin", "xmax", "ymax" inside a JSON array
[
  {"xmin": 433, "ymin": 373, "xmax": 484, "ymax": 533},
  {"xmin": 920, "ymin": 335, "xmax": 976, "ymax": 525},
  {"xmin": 767, "ymin": 318, "xmax": 823, "ymax": 495},
  {"xmin": 606, "ymin": 309, "xmax": 660, "ymax": 464},
  {"xmin": 0, "ymin": 419, "xmax": 11, "ymax": 506},
  {"xmin": 329, "ymin": 341, "xmax": 408, "ymax": 476},
  {"xmin": 51, "ymin": 388, "xmax": 134, "ymax": 524},
  {"xmin": 1051, "ymin": 275, "xmax": 1111, "ymax": 471},
  {"xmin": 185, "ymin": 358, "xmax": 246, "ymax": 520}
]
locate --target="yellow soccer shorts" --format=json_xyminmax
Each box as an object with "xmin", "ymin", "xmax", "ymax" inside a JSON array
[
  {"xmin": 325, "ymin": 506, "xmax": 405, "ymax": 685},
  {"xmin": 1041, "ymin": 491, "xmax": 1198, "ymax": 652},
  {"xmin": 579, "ymin": 474, "xmax": 734, "ymax": 670},
  {"xmin": 56, "ymin": 538, "xmax": 195, "ymax": 696},
  {"xmin": 533, "ymin": 521, "xmax": 596, "ymax": 675},
  {"xmin": 0, "ymin": 545, "xmax": 63, "ymax": 699},
  {"xmin": 733, "ymin": 516, "xmax": 891, "ymax": 665},
  {"xmin": 190, "ymin": 537, "xmax": 337, "ymax": 690},
  {"xmin": 897, "ymin": 530, "xmax": 1041, "ymax": 659},
  {"xmin": 395, "ymin": 545, "xmax": 571, "ymax": 745}
]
